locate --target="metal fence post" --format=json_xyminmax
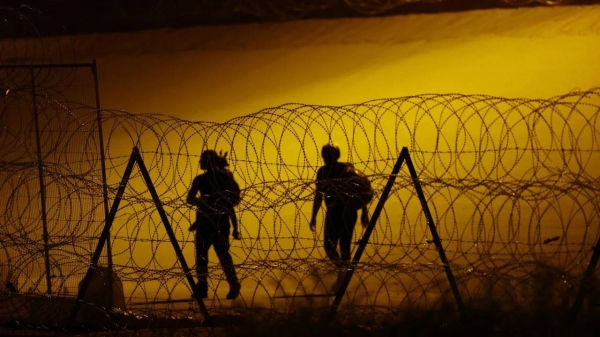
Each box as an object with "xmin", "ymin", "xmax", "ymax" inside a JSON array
[
  {"xmin": 30, "ymin": 66, "xmax": 53, "ymax": 294},
  {"xmin": 91, "ymin": 59, "xmax": 114, "ymax": 309}
]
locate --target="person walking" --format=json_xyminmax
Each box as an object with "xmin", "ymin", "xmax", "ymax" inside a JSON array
[
  {"xmin": 186, "ymin": 150, "xmax": 241, "ymax": 299},
  {"xmin": 309, "ymin": 144, "xmax": 370, "ymax": 269}
]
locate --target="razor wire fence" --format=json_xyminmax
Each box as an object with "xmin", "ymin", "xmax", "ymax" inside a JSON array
[{"xmin": 2, "ymin": 63, "xmax": 600, "ymax": 331}]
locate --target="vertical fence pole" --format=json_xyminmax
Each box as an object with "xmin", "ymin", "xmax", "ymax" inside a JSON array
[
  {"xmin": 326, "ymin": 147, "xmax": 408, "ymax": 325},
  {"xmin": 30, "ymin": 66, "xmax": 53, "ymax": 294},
  {"xmin": 91, "ymin": 59, "xmax": 113, "ymax": 308},
  {"xmin": 568, "ymin": 235, "xmax": 600, "ymax": 323},
  {"xmin": 134, "ymin": 148, "xmax": 213, "ymax": 326},
  {"xmin": 403, "ymin": 150, "xmax": 467, "ymax": 320},
  {"xmin": 66, "ymin": 148, "xmax": 138, "ymax": 329}
]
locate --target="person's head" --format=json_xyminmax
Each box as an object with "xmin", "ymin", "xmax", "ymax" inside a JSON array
[
  {"xmin": 199, "ymin": 150, "xmax": 219, "ymax": 170},
  {"xmin": 321, "ymin": 143, "xmax": 340, "ymax": 165}
]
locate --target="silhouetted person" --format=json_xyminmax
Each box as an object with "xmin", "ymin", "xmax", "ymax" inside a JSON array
[
  {"xmin": 188, "ymin": 150, "xmax": 241, "ymax": 238},
  {"xmin": 309, "ymin": 144, "xmax": 369, "ymax": 269},
  {"xmin": 186, "ymin": 150, "xmax": 241, "ymax": 300}
]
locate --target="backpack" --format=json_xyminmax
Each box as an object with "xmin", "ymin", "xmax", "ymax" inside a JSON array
[
  {"xmin": 340, "ymin": 165, "xmax": 374, "ymax": 210},
  {"xmin": 196, "ymin": 171, "xmax": 241, "ymax": 215},
  {"xmin": 196, "ymin": 189, "xmax": 240, "ymax": 218},
  {"xmin": 225, "ymin": 170, "xmax": 242, "ymax": 207},
  {"xmin": 227, "ymin": 187, "xmax": 241, "ymax": 207}
]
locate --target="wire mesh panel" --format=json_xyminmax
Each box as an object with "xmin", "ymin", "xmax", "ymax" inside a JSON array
[{"xmin": 0, "ymin": 64, "xmax": 106, "ymax": 327}]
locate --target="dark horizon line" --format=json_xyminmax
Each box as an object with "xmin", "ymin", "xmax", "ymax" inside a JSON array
[{"xmin": 1, "ymin": 0, "xmax": 599, "ymax": 38}]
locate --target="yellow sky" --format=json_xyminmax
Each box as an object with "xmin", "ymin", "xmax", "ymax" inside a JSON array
[{"xmin": 72, "ymin": 5, "xmax": 600, "ymax": 123}]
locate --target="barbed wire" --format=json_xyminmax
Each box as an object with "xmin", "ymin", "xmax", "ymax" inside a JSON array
[{"xmin": 2, "ymin": 76, "xmax": 600, "ymax": 331}]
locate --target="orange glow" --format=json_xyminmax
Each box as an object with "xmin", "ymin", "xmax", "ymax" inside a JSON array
[{"xmin": 2, "ymin": 4, "xmax": 600, "ymax": 312}]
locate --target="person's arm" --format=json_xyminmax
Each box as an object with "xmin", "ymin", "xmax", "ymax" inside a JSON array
[
  {"xmin": 310, "ymin": 168, "xmax": 325, "ymax": 232},
  {"xmin": 186, "ymin": 177, "xmax": 200, "ymax": 207},
  {"xmin": 186, "ymin": 177, "xmax": 200, "ymax": 231},
  {"xmin": 310, "ymin": 191, "xmax": 323, "ymax": 232},
  {"xmin": 226, "ymin": 173, "xmax": 241, "ymax": 239},
  {"xmin": 227, "ymin": 171, "xmax": 241, "ymax": 206},
  {"xmin": 230, "ymin": 206, "xmax": 240, "ymax": 240},
  {"xmin": 360, "ymin": 204, "xmax": 369, "ymax": 228}
]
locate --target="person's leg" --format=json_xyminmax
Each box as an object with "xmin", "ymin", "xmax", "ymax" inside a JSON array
[
  {"xmin": 195, "ymin": 224, "xmax": 213, "ymax": 298},
  {"xmin": 324, "ymin": 207, "xmax": 352, "ymax": 292},
  {"xmin": 339, "ymin": 208, "xmax": 358, "ymax": 264},
  {"xmin": 324, "ymin": 207, "xmax": 343, "ymax": 266},
  {"xmin": 213, "ymin": 215, "xmax": 240, "ymax": 299}
]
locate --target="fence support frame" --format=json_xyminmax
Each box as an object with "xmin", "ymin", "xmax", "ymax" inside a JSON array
[
  {"xmin": 66, "ymin": 147, "xmax": 212, "ymax": 328},
  {"xmin": 2, "ymin": 62, "xmax": 106, "ymax": 294},
  {"xmin": 326, "ymin": 147, "xmax": 466, "ymax": 325}
]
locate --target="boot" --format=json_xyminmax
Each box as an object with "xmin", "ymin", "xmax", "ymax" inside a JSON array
[
  {"xmin": 226, "ymin": 281, "xmax": 241, "ymax": 300},
  {"xmin": 195, "ymin": 281, "xmax": 208, "ymax": 299},
  {"xmin": 331, "ymin": 270, "xmax": 346, "ymax": 294}
]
